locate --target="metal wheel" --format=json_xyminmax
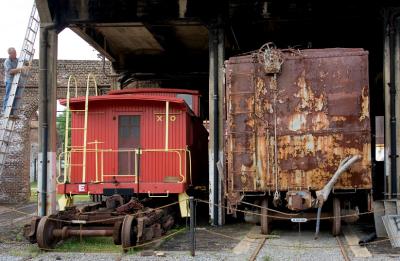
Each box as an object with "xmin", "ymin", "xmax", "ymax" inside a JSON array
[
  {"xmin": 121, "ymin": 215, "xmax": 137, "ymax": 251},
  {"xmin": 332, "ymin": 197, "xmax": 341, "ymax": 236},
  {"xmin": 113, "ymin": 221, "xmax": 122, "ymax": 245},
  {"xmin": 36, "ymin": 216, "xmax": 60, "ymax": 249},
  {"xmin": 261, "ymin": 198, "xmax": 269, "ymax": 235}
]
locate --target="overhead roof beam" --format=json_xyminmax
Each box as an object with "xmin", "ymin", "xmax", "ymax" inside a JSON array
[{"xmin": 69, "ymin": 26, "xmax": 116, "ymax": 62}]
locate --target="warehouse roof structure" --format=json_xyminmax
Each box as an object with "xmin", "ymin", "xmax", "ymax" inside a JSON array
[{"xmin": 35, "ymin": 0, "xmax": 400, "ymax": 224}]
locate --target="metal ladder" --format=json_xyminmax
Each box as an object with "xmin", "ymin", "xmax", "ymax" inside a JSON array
[{"xmin": 0, "ymin": 3, "xmax": 40, "ymax": 173}]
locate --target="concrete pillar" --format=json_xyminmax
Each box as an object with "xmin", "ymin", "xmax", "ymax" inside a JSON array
[
  {"xmin": 38, "ymin": 26, "xmax": 58, "ymax": 216},
  {"xmin": 209, "ymin": 23, "xmax": 225, "ymax": 226}
]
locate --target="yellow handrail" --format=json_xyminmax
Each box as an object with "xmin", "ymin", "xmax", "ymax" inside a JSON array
[
  {"xmin": 87, "ymin": 140, "xmax": 103, "ymax": 183},
  {"xmin": 63, "ymin": 147, "xmax": 191, "ymax": 185},
  {"xmin": 58, "ymin": 74, "xmax": 99, "ymax": 184},
  {"xmin": 186, "ymin": 147, "xmax": 192, "ymax": 185}
]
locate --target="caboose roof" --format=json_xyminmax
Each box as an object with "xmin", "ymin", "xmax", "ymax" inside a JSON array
[
  {"xmin": 60, "ymin": 94, "xmax": 187, "ymax": 109},
  {"xmin": 107, "ymin": 88, "xmax": 200, "ymax": 96}
]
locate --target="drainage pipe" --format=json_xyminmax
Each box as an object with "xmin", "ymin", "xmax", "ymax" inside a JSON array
[
  {"xmin": 213, "ymin": 26, "xmax": 219, "ymax": 226},
  {"xmin": 389, "ymin": 13, "xmax": 400, "ymax": 198}
]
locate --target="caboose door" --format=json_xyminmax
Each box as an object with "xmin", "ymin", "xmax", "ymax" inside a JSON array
[{"xmin": 118, "ymin": 115, "xmax": 140, "ymax": 176}]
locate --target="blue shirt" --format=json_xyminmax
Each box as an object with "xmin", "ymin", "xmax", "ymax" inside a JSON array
[{"xmin": 4, "ymin": 58, "xmax": 18, "ymax": 83}]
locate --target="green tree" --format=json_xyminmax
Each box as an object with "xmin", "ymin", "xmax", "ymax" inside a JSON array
[{"xmin": 56, "ymin": 110, "xmax": 71, "ymax": 151}]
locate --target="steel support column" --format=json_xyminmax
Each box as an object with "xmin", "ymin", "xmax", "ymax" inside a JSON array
[
  {"xmin": 38, "ymin": 25, "xmax": 58, "ymax": 216},
  {"xmin": 384, "ymin": 9, "xmax": 400, "ymax": 199},
  {"xmin": 208, "ymin": 23, "xmax": 225, "ymax": 226}
]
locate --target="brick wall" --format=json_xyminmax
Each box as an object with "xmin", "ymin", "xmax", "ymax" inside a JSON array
[{"xmin": 0, "ymin": 59, "xmax": 112, "ymax": 203}]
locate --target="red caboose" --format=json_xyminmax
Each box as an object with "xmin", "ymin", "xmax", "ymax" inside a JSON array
[{"xmin": 57, "ymin": 88, "xmax": 208, "ymax": 198}]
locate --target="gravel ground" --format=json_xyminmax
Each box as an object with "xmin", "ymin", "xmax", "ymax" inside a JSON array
[
  {"xmin": 19, "ymin": 251, "xmax": 257, "ymax": 261},
  {"xmin": 255, "ymin": 230, "xmax": 344, "ymax": 261},
  {"xmin": 0, "ymin": 225, "xmax": 347, "ymax": 261},
  {"xmin": 2, "ymin": 202, "xmax": 400, "ymax": 261}
]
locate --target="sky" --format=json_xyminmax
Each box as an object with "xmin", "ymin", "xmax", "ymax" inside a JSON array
[{"xmin": 0, "ymin": 0, "xmax": 100, "ymax": 60}]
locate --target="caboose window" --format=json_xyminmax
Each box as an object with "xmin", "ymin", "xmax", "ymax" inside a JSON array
[{"xmin": 118, "ymin": 115, "xmax": 140, "ymax": 175}]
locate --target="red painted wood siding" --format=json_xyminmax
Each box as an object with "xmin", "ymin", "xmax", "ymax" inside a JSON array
[{"xmin": 69, "ymin": 99, "xmax": 188, "ymax": 187}]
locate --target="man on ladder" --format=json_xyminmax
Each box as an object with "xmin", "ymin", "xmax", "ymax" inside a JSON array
[
  {"xmin": 0, "ymin": 2, "xmax": 39, "ymax": 173},
  {"xmin": 2, "ymin": 47, "xmax": 30, "ymax": 115}
]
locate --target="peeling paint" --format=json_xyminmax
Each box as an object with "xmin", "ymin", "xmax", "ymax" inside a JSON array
[
  {"xmin": 332, "ymin": 116, "xmax": 346, "ymax": 122},
  {"xmin": 289, "ymin": 113, "xmax": 307, "ymax": 131},
  {"xmin": 226, "ymin": 48, "xmax": 371, "ymax": 195},
  {"xmin": 295, "ymin": 71, "xmax": 315, "ymax": 111},
  {"xmin": 360, "ymin": 85, "xmax": 369, "ymax": 121},
  {"xmin": 311, "ymin": 112, "xmax": 329, "ymax": 131}
]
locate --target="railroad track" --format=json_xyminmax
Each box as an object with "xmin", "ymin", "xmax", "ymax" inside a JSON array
[
  {"xmin": 247, "ymin": 234, "xmax": 351, "ymax": 261},
  {"xmin": 336, "ymin": 236, "xmax": 350, "ymax": 261},
  {"xmin": 248, "ymin": 236, "xmax": 267, "ymax": 261}
]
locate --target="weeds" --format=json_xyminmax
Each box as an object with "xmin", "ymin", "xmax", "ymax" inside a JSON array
[{"xmin": 56, "ymin": 237, "xmax": 121, "ymax": 253}]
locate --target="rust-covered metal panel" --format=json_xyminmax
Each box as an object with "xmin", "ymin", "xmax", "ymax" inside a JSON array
[{"xmin": 225, "ymin": 48, "xmax": 371, "ymax": 196}]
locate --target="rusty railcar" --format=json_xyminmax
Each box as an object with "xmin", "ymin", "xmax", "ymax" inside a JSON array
[{"xmin": 225, "ymin": 47, "xmax": 371, "ymax": 235}]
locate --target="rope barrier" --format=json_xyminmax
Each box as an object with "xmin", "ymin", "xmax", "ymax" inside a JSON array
[
  {"xmin": 121, "ymin": 227, "xmax": 187, "ymax": 251},
  {"xmin": 1, "ymin": 196, "xmax": 400, "ymax": 229},
  {"xmin": 0, "ymin": 197, "xmax": 397, "ymax": 225},
  {"xmin": 241, "ymin": 200, "xmax": 301, "ymax": 216},
  {"xmin": 0, "ymin": 204, "xmax": 36, "ymax": 216},
  {"xmin": 195, "ymin": 198, "xmax": 376, "ymax": 221},
  {"xmin": 2, "ymin": 196, "xmax": 400, "ymax": 253}
]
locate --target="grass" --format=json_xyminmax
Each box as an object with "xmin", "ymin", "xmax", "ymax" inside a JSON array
[
  {"xmin": 73, "ymin": 194, "xmax": 90, "ymax": 202},
  {"xmin": 56, "ymin": 237, "xmax": 122, "ymax": 253},
  {"xmin": 53, "ymin": 226, "xmax": 187, "ymax": 254},
  {"xmin": 30, "ymin": 181, "xmax": 37, "ymax": 202}
]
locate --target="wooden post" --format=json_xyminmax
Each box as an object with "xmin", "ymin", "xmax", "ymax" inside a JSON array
[{"xmin": 190, "ymin": 196, "xmax": 195, "ymax": 256}]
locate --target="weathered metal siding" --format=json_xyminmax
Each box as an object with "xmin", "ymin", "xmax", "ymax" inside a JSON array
[
  {"xmin": 69, "ymin": 99, "xmax": 187, "ymax": 188},
  {"xmin": 225, "ymin": 48, "xmax": 371, "ymax": 194}
]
